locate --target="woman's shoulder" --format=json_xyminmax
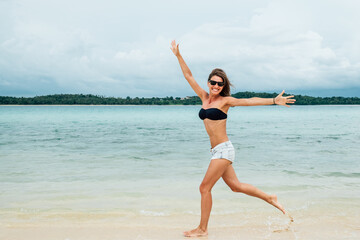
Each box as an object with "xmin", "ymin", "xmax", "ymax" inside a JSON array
[{"xmin": 222, "ymin": 96, "xmax": 236, "ymax": 106}]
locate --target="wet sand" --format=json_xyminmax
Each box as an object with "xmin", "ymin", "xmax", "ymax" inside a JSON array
[{"xmin": 1, "ymin": 211, "xmax": 359, "ymax": 240}]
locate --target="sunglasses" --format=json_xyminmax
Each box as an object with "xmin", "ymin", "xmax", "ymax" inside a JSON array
[{"xmin": 208, "ymin": 80, "xmax": 225, "ymax": 87}]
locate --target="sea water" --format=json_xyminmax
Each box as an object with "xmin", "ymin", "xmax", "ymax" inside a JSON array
[{"xmin": 0, "ymin": 105, "xmax": 359, "ymax": 233}]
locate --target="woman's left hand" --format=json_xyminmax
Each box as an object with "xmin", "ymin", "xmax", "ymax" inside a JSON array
[{"xmin": 275, "ymin": 90, "xmax": 296, "ymax": 107}]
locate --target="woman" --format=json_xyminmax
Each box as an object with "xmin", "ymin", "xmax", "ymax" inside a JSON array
[{"xmin": 170, "ymin": 40, "xmax": 296, "ymax": 237}]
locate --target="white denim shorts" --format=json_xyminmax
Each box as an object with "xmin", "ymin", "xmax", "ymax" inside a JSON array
[{"xmin": 210, "ymin": 141, "xmax": 235, "ymax": 163}]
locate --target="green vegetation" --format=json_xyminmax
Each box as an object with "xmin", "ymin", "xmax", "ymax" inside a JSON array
[
  {"xmin": 0, "ymin": 92, "xmax": 359, "ymax": 105},
  {"xmin": 0, "ymin": 94, "xmax": 201, "ymax": 105}
]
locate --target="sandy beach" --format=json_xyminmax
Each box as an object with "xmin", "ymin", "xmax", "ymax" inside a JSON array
[
  {"xmin": 1, "ymin": 198, "xmax": 360, "ymax": 240},
  {"xmin": 1, "ymin": 211, "xmax": 359, "ymax": 240}
]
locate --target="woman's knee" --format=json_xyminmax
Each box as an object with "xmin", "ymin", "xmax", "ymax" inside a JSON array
[
  {"xmin": 230, "ymin": 186, "xmax": 240, "ymax": 192},
  {"xmin": 199, "ymin": 182, "xmax": 212, "ymax": 194}
]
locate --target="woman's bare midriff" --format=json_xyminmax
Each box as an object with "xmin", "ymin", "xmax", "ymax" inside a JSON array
[{"xmin": 203, "ymin": 119, "xmax": 229, "ymax": 148}]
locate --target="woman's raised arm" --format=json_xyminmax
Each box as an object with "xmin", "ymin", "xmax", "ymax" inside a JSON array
[
  {"xmin": 226, "ymin": 90, "xmax": 296, "ymax": 107},
  {"xmin": 170, "ymin": 40, "xmax": 207, "ymax": 101}
]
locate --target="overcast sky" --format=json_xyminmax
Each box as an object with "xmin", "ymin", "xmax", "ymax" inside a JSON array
[{"xmin": 1, "ymin": 0, "xmax": 359, "ymax": 97}]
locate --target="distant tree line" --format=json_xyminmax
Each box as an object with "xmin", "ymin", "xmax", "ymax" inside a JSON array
[
  {"xmin": 0, "ymin": 94, "xmax": 201, "ymax": 105},
  {"xmin": 0, "ymin": 92, "xmax": 359, "ymax": 105}
]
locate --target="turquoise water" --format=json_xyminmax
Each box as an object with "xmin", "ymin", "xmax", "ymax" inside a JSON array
[{"xmin": 0, "ymin": 105, "xmax": 359, "ymax": 221}]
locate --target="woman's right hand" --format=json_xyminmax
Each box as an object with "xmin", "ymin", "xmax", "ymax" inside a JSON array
[{"xmin": 170, "ymin": 40, "xmax": 180, "ymax": 57}]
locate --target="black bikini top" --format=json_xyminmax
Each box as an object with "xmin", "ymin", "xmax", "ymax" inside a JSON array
[{"xmin": 199, "ymin": 108, "xmax": 227, "ymax": 120}]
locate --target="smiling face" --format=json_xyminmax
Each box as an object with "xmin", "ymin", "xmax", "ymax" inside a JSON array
[
  {"xmin": 207, "ymin": 75, "xmax": 224, "ymax": 96},
  {"xmin": 207, "ymin": 68, "xmax": 232, "ymax": 97}
]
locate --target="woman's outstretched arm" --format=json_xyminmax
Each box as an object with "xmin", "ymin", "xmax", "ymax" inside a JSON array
[
  {"xmin": 226, "ymin": 90, "xmax": 296, "ymax": 107},
  {"xmin": 170, "ymin": 40, "xmax": 207, "ymax": 101}
]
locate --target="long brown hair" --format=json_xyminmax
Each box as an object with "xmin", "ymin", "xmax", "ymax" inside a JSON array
[{"xmin": 208, "ymin": 68, "xmax": 233, "ymax": 97}]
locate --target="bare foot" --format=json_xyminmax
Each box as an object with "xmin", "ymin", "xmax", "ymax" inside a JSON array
[
  {"xmin": 183, "ymin": 227, "xmax": 208, "ymax": 237},
  {"xmin": 268, "ymin": 194, "xmax": 286, "ymax": 214}
]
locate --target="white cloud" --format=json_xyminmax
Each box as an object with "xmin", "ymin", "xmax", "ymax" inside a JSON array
[
  {"xmin": 0, "ymin": 0, "xmax": 359, "ymax": 97},
  {"xmin": 177, "ymin": 1, "xmax": 360, "ymax": 92}
]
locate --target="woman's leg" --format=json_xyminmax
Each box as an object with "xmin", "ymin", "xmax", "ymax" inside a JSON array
[
  {"xmin": 222, "ymin": 165, "xmax": 285, "ymax": 214},
  {"xmin": 183, "ymin": 158, "xmax": 231, "ymax": 237}
]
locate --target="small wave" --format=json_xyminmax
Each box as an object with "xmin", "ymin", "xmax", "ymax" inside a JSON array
[
  {"xmin": 136, "ymin": 127, "xmax": 156, "ymax": 130},
  {"xmin": 131, "ymin": 156, "xmax": 152, "ymax": 162},
  {"xmin": 324, "ymin": 136, "xmax": 340, "ymax": 140},
  {"xmin": 159, "ymin": 127, "xmax": 175, "ymax": 130},
  {"xmin": 324, "ymin": 134, "xmax": 345, "ymax": 140},
  {"xmin": 0, "ymin": 141, "xmax": 17, "ymax": 145},
  {"xmin": 139, "ymin": 210, "xmax": 168, "ymax": 216},
  {"xmin": 324, "ymin": 172, "xmax": 360, "ymax": 178},
  {"xmin": 285, "ymin": 136, "xmax": 301, "ymax": 140},
  {"xmin": 29, "ymin": 137, "xmax": 62, "ymax": 142},
  {"xmin": 243, "ymin": 146, "xmax": 256, "ymax": 149},
  {"xmin": 319, "ymin": 149, "xmax": 334, "ymax": 153},
  {"xmin": 282, "ymin": 170, "xmax": 322, "ymax": 178},
  {"xmin": 283, "ymin": 170, "xmax": 360, "ymax": 179}
]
